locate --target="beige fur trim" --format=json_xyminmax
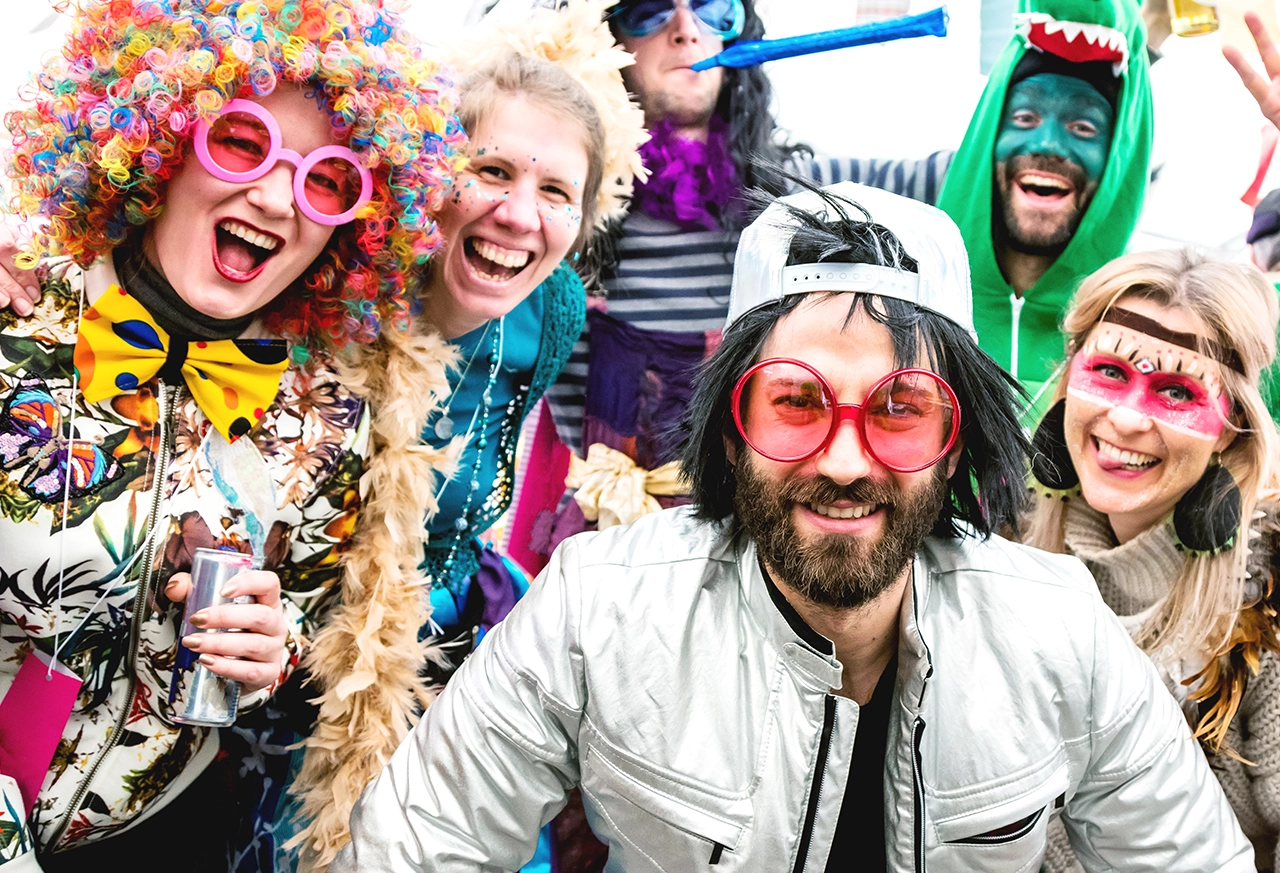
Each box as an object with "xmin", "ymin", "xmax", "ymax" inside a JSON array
[{"xmin": 287, "ymin": 320, "xmax": 460, "ymax": 871}]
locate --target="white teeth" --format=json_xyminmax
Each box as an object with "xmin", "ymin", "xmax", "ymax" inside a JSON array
[
  {"xmin": 810, "ymin": 502, "xmax": 876, "ymax": 520},
  {"xmin": 218, "ymin": 220, "xmax": 277, "ymax": 251},
  {"xmin": 472, "ymin": 238, "xmax": 530, "ymax": 270},
  {"xmin": 1020, "ymin": 173, "xmax": 1070, "ymax": 190},
  {"xmin": 1060, "ymin": 20, "xmax": 1082, "ymax": 43},
  {"xmin": 1096, "ymin": 438, "xmax": 1159, "ymax": 468}
]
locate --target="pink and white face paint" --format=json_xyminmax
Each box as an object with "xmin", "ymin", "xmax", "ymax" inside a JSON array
[
  {"xmin": 1062, "ymin": 303, "xmax": 1242, "ymax": 544},
  {"xmin": 1067, "ymin": 318, "xmax": 1231, "ymax": 441}
]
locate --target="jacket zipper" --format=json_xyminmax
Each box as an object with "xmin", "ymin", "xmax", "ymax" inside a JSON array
[
  {"xmin": 1008, "ymin": 292, "xmax": 1025, "ymax": 382},
  {"xmin": 792, "ymin": 695, "xmax": 835, "ymax": 873},
  {"xmin": 46, "ymin": 384, "xmax": 175, "ymax": 849},
  {"xmin": 912, "ymin": 716, "xmax": 927, "ymax": 873}
]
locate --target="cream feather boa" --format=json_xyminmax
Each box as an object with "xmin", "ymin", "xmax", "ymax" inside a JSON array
[
  {"xmin": 287, "ymin": 320, "xmax": 461, "ymax": 870},
  {"xmin": 286, "ymin": 3, "xmax": 645, "ymax": 865}
]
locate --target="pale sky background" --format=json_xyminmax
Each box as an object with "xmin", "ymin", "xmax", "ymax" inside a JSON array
[{"xmin": 0, "ymin": 0, "xmax": 1276, "ymax": 256}]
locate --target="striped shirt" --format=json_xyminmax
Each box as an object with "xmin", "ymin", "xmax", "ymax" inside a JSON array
[{"xmin": 545, "ymin": 151, "xmax": 955, "ymax": 454}]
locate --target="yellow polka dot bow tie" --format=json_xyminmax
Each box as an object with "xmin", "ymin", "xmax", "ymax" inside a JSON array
[{"xmin": 74, "ymin": 285, "xmax": 289, "ymax": 441}]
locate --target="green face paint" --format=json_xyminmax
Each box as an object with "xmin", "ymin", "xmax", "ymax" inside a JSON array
[
  {"xmin": 936, "ymin": 0, "xmax": 1152, "ymax": 399},
  {"xmin": 992, "ymin": 72, "xmax": 1115, "ymax": 254},
  {"xmin": 995, "ymin": 72, "xmax": 1113, "ymax": 183}
]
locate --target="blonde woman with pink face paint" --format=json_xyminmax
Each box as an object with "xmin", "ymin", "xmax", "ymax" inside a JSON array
[{"xmin": 1023, "ymin": 248, "xmax": 1280, "ymax": 869}]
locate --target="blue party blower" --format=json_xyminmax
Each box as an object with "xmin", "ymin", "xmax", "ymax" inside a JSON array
[{"xmin": 691, "ymin": 6, "xmax": 949, "ymax": 71}]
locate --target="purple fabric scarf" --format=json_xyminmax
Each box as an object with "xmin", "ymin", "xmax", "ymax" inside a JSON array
[{"xmin": 631, "ymin": 117, "xmax": 741, "ymax": 231}]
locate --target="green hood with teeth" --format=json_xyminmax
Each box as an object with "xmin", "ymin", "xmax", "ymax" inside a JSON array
[{"xmin": 936, "ymin": 0, "xmax": 1152, "ymax": 419}]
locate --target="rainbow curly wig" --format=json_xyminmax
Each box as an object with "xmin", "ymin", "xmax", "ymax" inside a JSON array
[{"xmin": 5, "ymin": 0, "xmax": 465, "ymax": 359}]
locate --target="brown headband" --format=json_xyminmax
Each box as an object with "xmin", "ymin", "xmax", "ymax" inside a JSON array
[{"xmin": 1099, "ymin": 307, "xmax": 1245, "ymax": 375}]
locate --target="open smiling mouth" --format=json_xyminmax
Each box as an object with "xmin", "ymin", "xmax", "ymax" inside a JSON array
[
  {"xmin": 213, "ymin": 219, "xmax": 282, "ymax": 283},
  {"xmin": 1094, "ymin": 436, "xmax": 1160, "ymax": 471},
  {"xmin": 1016, "ymin": 171, "xmax": 1074, "ymax": 204},
  {"xmin": 464, "ymin": 237, "xmax": 532, "ymax": 283},
  {"xmin": 808, "ymin": 501, "xmax": 882, "ymax": 520}
]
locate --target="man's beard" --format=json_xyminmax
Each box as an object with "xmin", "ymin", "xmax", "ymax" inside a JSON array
[
  {"xmin": 733, "ymin": 455, "xmax": 949, "ymax": 610},
  {"xmin": 994, "ymin": 154, "xmax": 1096, "ymax": 256},
  {"xmin": 622, "ymin": 68, "xmax": 720, "ymax": 131}
]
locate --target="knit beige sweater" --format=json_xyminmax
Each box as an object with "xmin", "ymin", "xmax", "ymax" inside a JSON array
[{"xmin": 1042, "ymin": 500, "xmax": 1280, "ymax": 873}]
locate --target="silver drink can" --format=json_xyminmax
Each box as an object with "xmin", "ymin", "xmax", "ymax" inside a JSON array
[{"xmin": 170, "ymin": 548, "xmax": 259, "ymax": 727}]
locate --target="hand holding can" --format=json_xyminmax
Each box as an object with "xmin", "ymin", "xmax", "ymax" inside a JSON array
[{"xmin": 167, "ymin": 549, "xmax": 287, "ymax": 726}]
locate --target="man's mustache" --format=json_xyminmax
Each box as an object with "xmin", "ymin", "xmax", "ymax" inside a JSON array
[
  {"xmin": 778, "ymin": 476, "xmax": 898, "ymax": 508},
  {"xmin": 1003, "ymin": 153, "xmax": 1089, "ymax": 193}
]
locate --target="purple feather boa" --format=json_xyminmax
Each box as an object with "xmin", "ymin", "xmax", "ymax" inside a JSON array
[{"xmin": 631, "ymin": 118, "xmax": 741, "ymax": 231}]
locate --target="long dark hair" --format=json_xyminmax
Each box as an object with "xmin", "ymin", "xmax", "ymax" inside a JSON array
[
  {"xmin": 677, "ymin": 192, "xmax": 1030, "ymax": 539},
  {"xmin": 719, "ymin": 0, "xmax": 810, "ymax": 198}
]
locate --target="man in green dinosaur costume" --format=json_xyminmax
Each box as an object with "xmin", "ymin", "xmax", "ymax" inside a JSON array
[{"xmin": 938, "ymin": 0, "xmax": 1153, "ymax": 421}]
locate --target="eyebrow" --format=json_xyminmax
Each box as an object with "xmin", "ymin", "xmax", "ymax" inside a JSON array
[
  {"xmin": 1100, "ymin": 307, "xmax": 1243, "ymax": 374},
  {"xmin": 761, "ymin": 376, "xmax": 822, "ymax": 389},
  {"xmin": 1087, "ymin": 336, "xmax": 1213, "ymax": 384}
]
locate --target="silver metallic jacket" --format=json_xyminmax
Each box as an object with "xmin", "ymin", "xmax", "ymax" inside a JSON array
[{"xmin": 337, "ymin": 508, "xmax": 1253, "ymax": 872}]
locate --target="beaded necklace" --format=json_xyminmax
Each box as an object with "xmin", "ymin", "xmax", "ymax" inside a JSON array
[
  {"xmin": 432, "ymin": 320, "xmax": 495, "ymax": 441},
  {"xmin": 434, "ymin": 316, "xmax": 505, "ymax": 584},
  {"xmin": 423, "ymin": 263, "xmax": 580, "ymax": 604}
]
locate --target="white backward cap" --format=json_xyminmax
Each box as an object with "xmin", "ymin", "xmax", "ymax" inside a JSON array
[{"xmin": 726, "ymin": 182, "xmax": 976, "ymax": 339}]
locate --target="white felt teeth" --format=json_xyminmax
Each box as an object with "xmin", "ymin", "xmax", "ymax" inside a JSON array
[{"xmin": 1011, "ymin": 12, "xmax": 1129, "ymax": 70}]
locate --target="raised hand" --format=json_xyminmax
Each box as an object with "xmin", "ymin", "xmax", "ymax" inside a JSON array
[{"xmin": 1225, "ymin": 11, "xmax": 1280, "ymax": 130}]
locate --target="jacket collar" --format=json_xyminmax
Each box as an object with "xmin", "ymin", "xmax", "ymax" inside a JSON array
[
  {"xmin": 733, "ymin": 532, "xmax": 843, "ymax": 692},
  {"xmin": 758, "ymin": 556, "xmax": 833, "ymax": 656},
  {"xmin": 734, "ymin": 527, "xmax": 939, "ymax": 703}
]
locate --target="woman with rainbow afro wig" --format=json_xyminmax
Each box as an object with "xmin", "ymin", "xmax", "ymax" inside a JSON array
[
  {"xmin": 0, "ymin": 1, "xmax": 461, "ymax": 869},
  {"xmin": 7, "ymin": 0, "xmax": 462, "ymax": 356}
]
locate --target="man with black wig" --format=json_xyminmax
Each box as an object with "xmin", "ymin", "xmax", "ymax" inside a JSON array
[
  {"xmin": 337, "ymin": 183, "xmax": 1251, "ymax": 872},
  {"xmin": 516, "ymin": 0, "xmax": 954, "ymax": 576}
]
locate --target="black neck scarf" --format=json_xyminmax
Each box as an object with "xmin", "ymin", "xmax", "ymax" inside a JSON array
[{"xmin": 112, "ymin": 238, "xmax": 253, "ymax": 341}]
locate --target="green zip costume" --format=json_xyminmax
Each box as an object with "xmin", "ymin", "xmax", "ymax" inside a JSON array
[{"xmin": 937, "ymin": 0, "xmax": 1153, "ymax": 421}]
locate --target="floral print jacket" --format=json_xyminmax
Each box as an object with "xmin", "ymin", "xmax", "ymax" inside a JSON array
[{"xmin": 0, "ymin": 258, "xmax": 369, "ymax": 862}]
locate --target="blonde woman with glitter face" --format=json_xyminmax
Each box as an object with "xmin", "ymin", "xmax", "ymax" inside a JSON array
[
  {"xmin": 189, "ymin": 42, "xmax": 636, "ymax": 873},
  {"xmin": 1023, "ymin": 248, "xmax": 1280, "ymax": 870},
  {"xmin": 288, "ymin": 4, "xmax": 649, "ymax": 867}
]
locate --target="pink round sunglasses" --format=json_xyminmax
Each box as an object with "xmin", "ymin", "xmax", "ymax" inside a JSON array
[
  {"xmin": 731, "ymin": 358, "xmax": 962, "ymax": 472},
  {"xmin": 194, "ymin": 98, "xmax": 373, "ymax": 226}
]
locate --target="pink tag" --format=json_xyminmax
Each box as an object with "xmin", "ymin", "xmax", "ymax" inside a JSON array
[{"xmin": 0, "ymin": 650, "xmax": 82, "ymax": 818}]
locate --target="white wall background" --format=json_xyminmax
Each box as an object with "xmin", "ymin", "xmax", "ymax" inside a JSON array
[{"xmin": 0, "ymin": 1, "xmax": 1275, "ymax": 256}]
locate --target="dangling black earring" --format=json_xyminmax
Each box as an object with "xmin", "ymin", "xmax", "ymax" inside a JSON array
[
  {"xmin": 1170, "ymin": 458, "xmax": 1241, "ymax": 556},
  {"xmin": 1029, "ymin": 399, "xmax": 1080, "ymax": 500}
]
